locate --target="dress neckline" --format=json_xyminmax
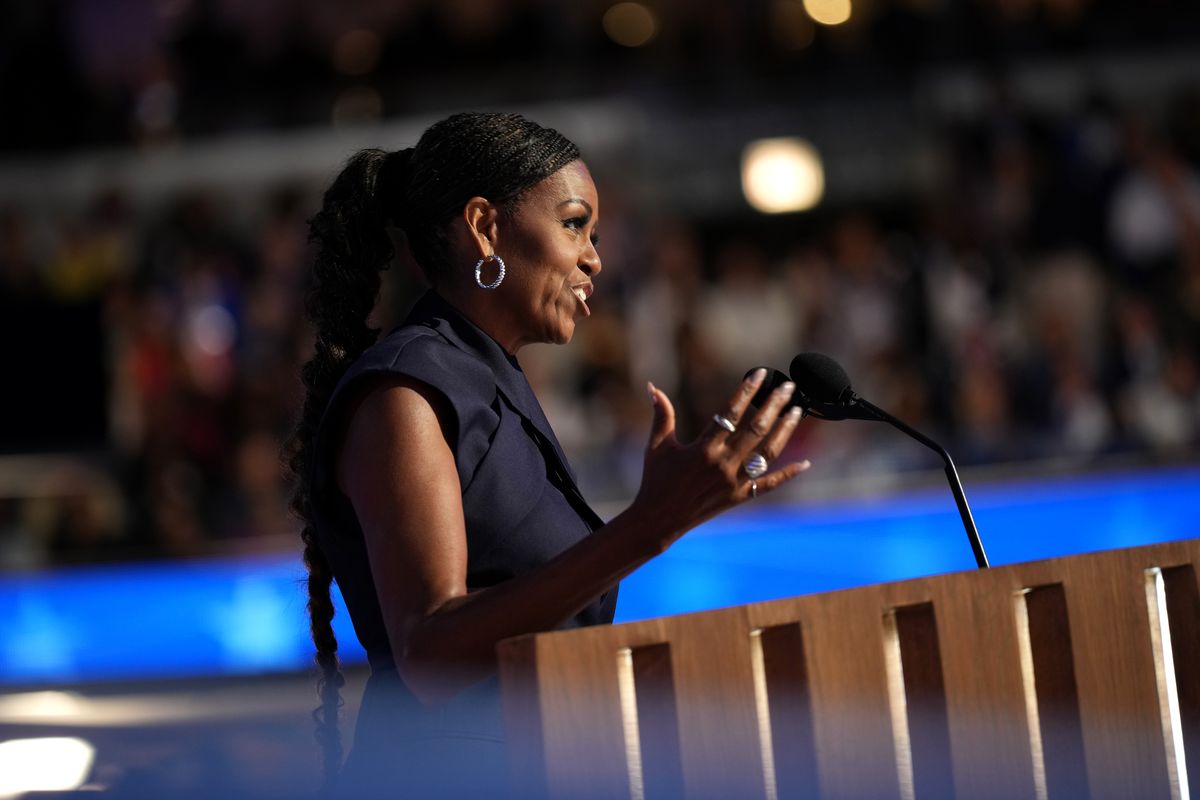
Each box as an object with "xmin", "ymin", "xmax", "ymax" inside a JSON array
[{"xmin": 404, "ymin": 290, "xmax": 576, "ymax": 480}]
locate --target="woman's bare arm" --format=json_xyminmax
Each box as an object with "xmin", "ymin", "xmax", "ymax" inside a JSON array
[{"xmin": 337, "ymin": 370, "xmax": 807, "ymax": 705}]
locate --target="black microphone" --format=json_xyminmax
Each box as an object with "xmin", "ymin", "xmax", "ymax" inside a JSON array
[
  {"xmin": 787, "ymin": 353, "xmax": 875, "ymax": 421},
  {"xmin": 788, "ymin": 353, "xmax": 990, "ymax": 569}
]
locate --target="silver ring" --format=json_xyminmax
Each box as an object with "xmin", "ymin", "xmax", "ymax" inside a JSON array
[
  {"xmin": 750, "ymin": 479, "xmax": 758, "ymax": 499},
  {"xmin": 713, "ymin": 414, "xmax": 737, "ymax": 434},
  {"xmin": 744, "ymin": 452, "xmax": 769, "ymax": 479}
]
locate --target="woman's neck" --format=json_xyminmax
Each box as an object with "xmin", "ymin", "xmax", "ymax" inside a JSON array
[{"xmin": 433, "ymin": 283, "xmax": 524, "ymax": 355}]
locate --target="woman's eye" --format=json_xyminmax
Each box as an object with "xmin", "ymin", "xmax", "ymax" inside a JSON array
[{"xmin": 564, "ymin": 216, "xmax": 598, "ymax": 247}]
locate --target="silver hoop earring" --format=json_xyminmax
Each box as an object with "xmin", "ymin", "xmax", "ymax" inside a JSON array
[{"xmin": 474, "ymin": 254, "xmax": 506, "ymax": 289}]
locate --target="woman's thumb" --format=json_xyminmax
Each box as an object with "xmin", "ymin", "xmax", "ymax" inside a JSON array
[{"xmin": 646, "ymin": 381, "xmax": 676, "ymax": 449}]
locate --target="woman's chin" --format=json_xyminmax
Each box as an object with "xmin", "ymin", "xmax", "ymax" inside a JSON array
[
  {"xmin": 530, "ymin": 304, "xmax": 579, "ymax": 346},
  {"xmin": 550, "ymin": 318, "xmax": 576, "ymax": 345}
]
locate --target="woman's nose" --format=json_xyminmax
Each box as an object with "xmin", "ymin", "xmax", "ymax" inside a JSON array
[{"xmin": 581, "ymin": 242, "xmax": 602, "ymax": 277}]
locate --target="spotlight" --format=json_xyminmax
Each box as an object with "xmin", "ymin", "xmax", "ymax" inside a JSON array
[
  {"xmin": 741, "ymin": 137, "xmax": 825, "ymax": 213},
  {"xmin": 803, "ymin": 0, "xmax": 853, "ymax": 26}
]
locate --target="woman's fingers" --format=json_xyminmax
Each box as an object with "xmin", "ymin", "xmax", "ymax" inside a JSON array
[
  {"xmin": 756, "ymin": 406, "xmax": 804, "ymax": 464},
  {"xmin": 739, "ymin": 407, "xmax": 806, "ymax": 501},
  {"xmin": 691, "ymin": 370, "xmax": 809, "ymax": 500},
  {"xmin": 708, "ymin": 368, "xmax": 767, "ymax": 442},
  {"xmin": 741, "ymin": 405, "xmax": 808, "ymax": 499},
  {"xmin": 725, "ymin": 379, "xmax": 796, "ymax": 458},
  {"xmin": 747, "ymin": 459, "xmax": 812, "ymax": 500},
  {"xmin": 638, "ymin": 372, "xmax": 810, "ymax": 534}
]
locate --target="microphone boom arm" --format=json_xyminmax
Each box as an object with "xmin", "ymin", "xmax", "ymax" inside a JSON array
[{"xmin": 849, "ymin": 395, "xmax": 990, "ymax": 570}]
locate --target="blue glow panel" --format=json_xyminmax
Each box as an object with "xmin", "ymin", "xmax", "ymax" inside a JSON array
[
  {"xmin": 613, "ymin": 466, "xmax": 1200, "ymax": 621},
  {"xmin": 0, "ymin": 554, "xmax": 367, "ymax": 685},
  {"xmin": 1, "ymin": 467, "xmax": 1197, "ymax": 685}
]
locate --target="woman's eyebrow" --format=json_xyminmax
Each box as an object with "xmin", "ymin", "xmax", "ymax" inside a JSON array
[{"xmin": 557, "ymin": 197, "xmax": 594, "ymax": 215}]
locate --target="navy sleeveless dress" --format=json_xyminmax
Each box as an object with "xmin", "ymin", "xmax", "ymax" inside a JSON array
[{"xmin": 309, "ymin": 290, "xmax": 617, "ymax": 796}]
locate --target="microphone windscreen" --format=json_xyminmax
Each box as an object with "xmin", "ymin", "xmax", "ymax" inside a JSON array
[
  {"xmin": 744, "ymin": 367, "xmax": 793, "ymax": 409},
  {"xmin": 789, "ymin": 352, "xmax": 853, "ymax": 403}
]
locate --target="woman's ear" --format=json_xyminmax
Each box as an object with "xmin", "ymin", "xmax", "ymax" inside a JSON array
[{"xmin": 462, "ymin": 197, "xmax": 500, "ymax": 258}]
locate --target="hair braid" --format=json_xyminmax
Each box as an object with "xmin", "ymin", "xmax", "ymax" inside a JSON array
[
  {"xmin": 286, "ymin": 147, "xmax": 397, "ymax": 792},
  {"xmin": 303, "ymin": 531, "xmax": 344, "ymax": 792}
]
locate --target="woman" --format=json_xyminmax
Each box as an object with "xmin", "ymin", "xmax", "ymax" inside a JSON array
[{"xmin": 287, "ymin": 112, "xmax": 808, "ymax": 796}]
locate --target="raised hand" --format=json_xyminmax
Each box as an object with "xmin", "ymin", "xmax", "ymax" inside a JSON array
[{"xmin": 630, "ymin": 368, "xmax": 811, "ymax": 550}]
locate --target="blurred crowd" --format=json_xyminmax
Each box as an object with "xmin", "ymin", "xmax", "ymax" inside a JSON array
[
  {"xmin": 567, "ymin": 87, "xmax": 1200, "ymax": 494},
  {"xmin": 2, "ymin": 81, "xmax": 1200, "ymax": 568},
  {"xmin": 0, "ymin": 185, "xmax": 314, "ymax": 566}
]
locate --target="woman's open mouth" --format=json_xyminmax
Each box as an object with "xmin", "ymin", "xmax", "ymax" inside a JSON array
[{"xmin": 570, "ymin": 282, "xmax": 593, "ymax": 315}]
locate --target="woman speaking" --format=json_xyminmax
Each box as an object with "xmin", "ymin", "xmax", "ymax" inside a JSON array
[{"xmin": 287, "ymin": 112, "xmax": 809, "ymax": 795}]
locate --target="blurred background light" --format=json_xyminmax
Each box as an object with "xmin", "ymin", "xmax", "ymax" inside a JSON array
[
  {"xmin": 188, "ymin": 304, "xmax": 235, "ymax": 357},
  {"xmin": 603, "ymin": 2, "xmax": 659, "ymax": 48},
  {"xmin": 0, "ymin": 691, "xmax": 86, "ymax": 720},
  {"xmin": 803, "ymin": 0, "xmax": 853, "ymax": 26},
  {"xmin": 0, "ymin": 737, "xmax": 95, "ymax": 797},
  {"xmin": 741, "ymin": 137, "xmax": 825, "ymax": 213}
]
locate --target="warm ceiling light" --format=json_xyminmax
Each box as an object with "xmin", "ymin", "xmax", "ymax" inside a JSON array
[
  {"xmin": 803, "ymin": 0, "xmax": 853, "ymax": 26},
  {"xmin": 741, "ymin": 137, "xmax": 825, "ymax": 213}
]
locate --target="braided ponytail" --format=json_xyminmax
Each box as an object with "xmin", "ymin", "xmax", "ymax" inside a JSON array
[{"xmin": 286, "ymin": 147, "xmax": 402, "ymax": 792}]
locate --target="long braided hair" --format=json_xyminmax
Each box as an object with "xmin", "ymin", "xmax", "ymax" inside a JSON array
[{"xmin": 285, "ymin": 112, "xmax": 580, "ymax": 792}]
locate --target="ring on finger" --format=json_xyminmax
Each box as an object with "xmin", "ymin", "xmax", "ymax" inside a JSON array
[
  {"xmin": 713, "ymin": 414, "xmax": 737, "ymax": 434},
  {"xmin": 744, "ymin": 452, "xmax": 769, "ymax": 479},
  {"xmin": 750, "ymin": 479, "xmax": 758, "ymax": 499}
]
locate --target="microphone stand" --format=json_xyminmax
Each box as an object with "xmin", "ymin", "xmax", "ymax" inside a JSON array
[
  {"xmin": 800, "ymin": 389, "xmax": 990, "ymax": 569},
  {"xmin": 845, "ymin": 395, "xmax": 990, "ymax": 569}
]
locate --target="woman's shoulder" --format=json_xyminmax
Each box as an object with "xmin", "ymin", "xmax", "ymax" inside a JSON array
[
  {"xmin": 313, "ymin": 321, "xmax": 500, "ymax": 499},
  {"xmin": 355, "ymin": 322, "xmax": 494, "ymax": 401}
]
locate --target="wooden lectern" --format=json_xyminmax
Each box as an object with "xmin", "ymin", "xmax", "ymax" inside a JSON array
[{"xmin": 498, "ymin": 539, "xmax": 1199, "ymax": 799}]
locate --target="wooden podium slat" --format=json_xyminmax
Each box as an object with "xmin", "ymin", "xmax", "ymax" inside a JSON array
[
  {"xmin": 1062, "ymin": 547, "xmax": 1170, "ymax": 799},
  {"xmin": 924, "ymin": 571, "xmax": 1036, "ymax": 800},
  {"xmin": 1163, "ymin": 564, "xmax": 1200, "ymax": 789},
  {"xmin": 781, "ymin": 588, "xmax": 903, "ymax": 800},
  {"xmin": 498, "ymin": 538, "xmax": 1200, "ymax": 799}
]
